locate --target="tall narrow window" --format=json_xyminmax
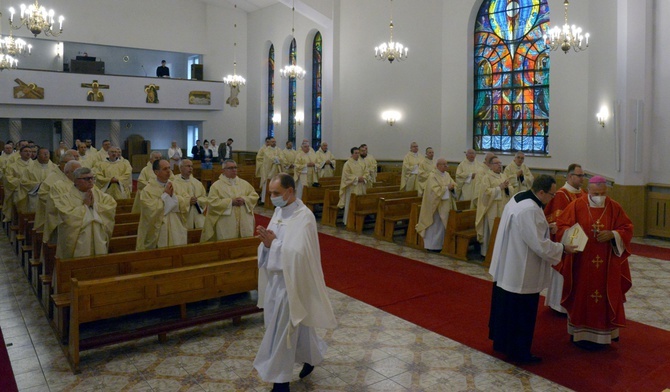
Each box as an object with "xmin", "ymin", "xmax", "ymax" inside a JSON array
[
  {"xmin": 473, "ymin": 0, "xmax": 550, "ymax": 153},
  {"xmin": 268, "ymin": 45, "xmax": 275, "ymax": 138},
  {"xmin": 288, "ymin": 38, "xmax": 297, "ymax": 146},
  {"xmin": 312, "ymin": 32, "xmax": 322, "ymax": 150}
]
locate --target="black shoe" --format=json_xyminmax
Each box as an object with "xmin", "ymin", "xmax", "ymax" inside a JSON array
[
  {"xmin": 299, "ymin": 363, "xmax": 314, "ymax": 379},
  {"xmin": 572, "ymin": 339, "xmax": 606, "ymax": 351},
  {"xmin": 271, "ymin": 382, "xmax": 290, "ymax": 392},
  {"xmin": 513, "ymin": 354, "xmax": 542, "ymax": 364}
]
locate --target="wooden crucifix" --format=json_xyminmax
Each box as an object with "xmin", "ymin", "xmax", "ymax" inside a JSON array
[{"xmin": 81, "ymin": 80, "xmax": 109, "ymax": 102}]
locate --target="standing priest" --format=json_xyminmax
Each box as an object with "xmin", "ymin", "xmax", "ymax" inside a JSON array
[
  {"xmin": 416, "ymin": 158, "xmax": 456, "ymax": 251},
  {"xmin": 254, "ymin": 173, "xmax": 337, "ymax": 392},
  {"xmin": 489, "ymin": 175, "xmax": 578, "ymax": 363},
  {"xmin": 337, "ymin": 147, "xmax": 370, "ymax": 226},
  {"xmin": 556, "ymin": 176, "xmax": 634, "ymax": 349}
]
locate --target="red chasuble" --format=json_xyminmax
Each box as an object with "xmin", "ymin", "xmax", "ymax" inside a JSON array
[
  {"xmin": 544, "ymin": 187, "xmax": 586, "ymax": 241},
  {"xmin": 555, "ymin": 197, "xmax": 633, "ymax": 335}
]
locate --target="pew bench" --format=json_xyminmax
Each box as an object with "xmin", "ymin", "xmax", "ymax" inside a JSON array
[
  {"xmin": 303, "ymin": 185, "xmax": 339, "ymax": 213},
  {"xmin": 345, "ymin": 189, "xmax": 415, "ymax": 233},
  {"xmin": 374, "ymin": 196, "xmax": 423, "ymax": 242},
  {"xmin": 441, "ymin": 209, "xmax": 477, "ymax": 261},
  {"xmin": 321, "ymin": 189, "xmax": 342, "ymax": 227},
  {"xmin": 68, "ymin": 256, "xmax": 260, "ymax": 372},
  {"xmin": 51, "ymin": 236, "xmax": 259, "ymax": 343},
  {"xmin": 405, "ymin": 203, "xmax": 424, "ymax": 250}
]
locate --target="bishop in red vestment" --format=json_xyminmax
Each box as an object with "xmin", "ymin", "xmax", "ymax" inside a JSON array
[{"xmin": 556, "ymin": 176, "xmax": 633, "ymax": 346}]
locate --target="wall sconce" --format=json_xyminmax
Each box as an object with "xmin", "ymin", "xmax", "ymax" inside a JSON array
[
  {"xmin": 272, "ymin": 113, "xmax": 281, "ymax": 125},
  {"xmin": 295, "ymin": 111, "xmax": 304, "ymax": 125},
  {"xmin": 381, "ymin": 110, "xmax": 401, "ymax": 126},
  {"xmin": 596, "ymin": 107, "xmax": 608, "ymax": 127},
  {"xmin": 55, "ymin": 42, "xmax": 63, "ymax": 58}
]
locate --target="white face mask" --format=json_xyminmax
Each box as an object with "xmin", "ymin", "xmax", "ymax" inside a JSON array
[
  {"xmin": 590, "ymin": 195, "xmax": 606, "ymax": 207},
  {"xmin": 271, "ymin": 194, "xmax": 288, "ymax": 208}
]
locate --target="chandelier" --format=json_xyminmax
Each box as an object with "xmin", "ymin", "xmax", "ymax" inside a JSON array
[
  {"xmin": 0, "ymin": 54, "xmax": 18, "ymax": 70},
  {"xmin": 1, "ymin": 31, "xmax": 32, "ymax": 57},
  {"xmin": 223, "ymin": 5, "xmax": 246, "ymax": 87},
  {"xmin": 280, "ymin": 0, "xmax": 306, "ymax": 80},
  {"xmin": 374, "ymin": 0, "xmax": 408, "ymax": 63},
  {"xmin": 543, "ymin": 0, "xmax": 589, "ymax": 53},
  {"xmin": 8, "ymin": 0, "xmax": 64, "ymax": 37}
]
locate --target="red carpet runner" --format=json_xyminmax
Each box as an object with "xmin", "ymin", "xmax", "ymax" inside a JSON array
[
  {"xmin": 0, "ymin": 327, "xmax": 19, "ymax": 392},
  {"xmin": 256, "ymin": 214, "xmax": 670, "ymax": 391},
  {"xmin": 628, "ymin": 242, "xmax": 670, "ymax": 261}
]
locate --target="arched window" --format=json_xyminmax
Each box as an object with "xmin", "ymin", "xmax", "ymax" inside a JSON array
[
  {"xmin": 288, "ymin": 38, "xmax": 297, "ymax": 146},
  {"xmin": 312, "ymin": 32, "xmax": 322, "ymax": 150},
  {"xmin": 268, "ymin": 45, "xmax": 275, "ymax": 138},
  {"xmin": 474, "ymin": 0, "xmax": 550, "ymax": 153}
]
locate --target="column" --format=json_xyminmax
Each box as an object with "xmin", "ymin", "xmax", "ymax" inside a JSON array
[
  {"xmin": 110, "ymin": 120, "xmax": 121, "ymax": 148},
  {"xmin": 61, "ymin": 119, "xmax": 73, "ymax": 149},
  {"xmin": 9, "ymin": 119, "xmax": 21, "ymax": 144}
]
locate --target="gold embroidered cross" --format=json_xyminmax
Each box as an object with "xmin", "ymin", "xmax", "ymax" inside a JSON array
[
  {"xmin": 569, "ymin": 230, "xmax": 578, "ymax": 245},
  {"xmin": 592, "ymin": 255, "xmax": 604, "ymax": 269},
  {"xmin": 592, "ymin": 221, "xmax": 604, "ymax": 237},
  {"xmin": 591, "ymin": 290, "xmax": 602, "ymax": 303},
  {"xmin": 81, "ymin": 80, "xmax": 109, "ymax": 102}
]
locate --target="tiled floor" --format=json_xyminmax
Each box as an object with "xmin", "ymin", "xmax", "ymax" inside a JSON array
[{"xmin": 1, "ymin": 209, "xmax": 669, "ymax": 391}]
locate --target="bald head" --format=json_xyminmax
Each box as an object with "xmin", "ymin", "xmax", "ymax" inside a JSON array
[
  {"xmin": 436, "ymin": 158, "xmax": 448, "ymax": 173},
  {"xmin": 63, "ymin": 160, "xmax": 82, "ymax": 181},
  {"xmin": 466, "ymin": 149, "xmax": 475, "ymax": 162}
]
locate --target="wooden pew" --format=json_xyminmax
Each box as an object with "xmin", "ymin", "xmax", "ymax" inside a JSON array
[
  {"xmin": 316, "ymin": 176, "xmax": 341, "ymax": 187},
  {"xmin": 108, "ymin": 228, "xmax": 202, "ymax": 254},
  {"xmin": 375, "ymin": 172, "xmax": 401, "ymax": 186},
  {"xmin": 52, "ymin": 235, "xmax": 256, "ymax": 343},
  {"xmin": 19, "ymin": 214, "xmax": 36, "ymax": 271},
  {"xmin": 455, "ymin": 200, "xmax": 472, "ymax": 211},
  {"xmin": 405, "ymin": 203, "xmax": 424, "ymax": 250},
  {"xmin": 483, "ymin": 217, "xmax": 501, "ymax": 268},
  {"xmin": 440, "ymin": 209, "xmax": 477, "ymax": 261},
  {"xmin": 302, "ymin": 185, "xmax": 339, "ymax": 213},
  {"xmin": 345, "ymin": 189, "xmax": 414, "ymax": 233},
  {"xmin": 111, "ymin": 222, "xmax": 139, "ymax": 237},
  {"xmin": 115, "ymin": 198, "xmax": 135, "ymax": 214},
  {"xmin": 29, "ymin": 229, "xmax": 44, "ymax": 296},
  {"xmin": 321, "ymin": 189, "xmax": 342, "ymax": 227},
  {"xmin": 373, "ymin": 196, "xmax": 422, "ymax": 242},
  {"xmin": 68, "ymin": 256, "xmax": 259, "ymax": 372}
]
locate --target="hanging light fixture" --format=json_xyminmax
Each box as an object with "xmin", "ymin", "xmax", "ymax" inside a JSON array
[
  {"xmin": 8, "ymin": 0, "xmax": 64, "ymax": 37},
  {"xmin": 280, "ymin": 0, "xmax": 306, "ymax": 80},
  {"xmin": 374, "ymin": 0, "xmax": 408, "ymax": 63},
  {"xmin": 0, "ymin": 54, "xmax": 18, "ymax": 70},
  {"xmin": 543, "ymin": 0, "xmax": 589, "ymax": 53},
  {"xmin": 223, "ymin": 4, "xmax": 246, "ymax": 88},
  {"xmin": 1, "ymin": 30, "xmax": 32, "ymax": 57}
]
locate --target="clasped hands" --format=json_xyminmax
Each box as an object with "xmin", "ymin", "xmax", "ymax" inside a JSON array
[
  {"xmin": 231, "ymin": 197, "xmax": 245, "ymax": 207},
  {"xmin": 256, "ymin": 225, "xmax": 276, "ymax": 248},
  {"xmin": 596, "ymin": 230, "xmax": 615, "ymax": 243}
]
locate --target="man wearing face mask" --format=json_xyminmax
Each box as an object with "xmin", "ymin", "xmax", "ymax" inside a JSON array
[
  {"xmin": 488, "ymin": 175, "xmax": 578, "ymax": 363},
  {"xmin": 254, "ymin": 173, "xmax": 337, "ymax": 392},
  {"xmin": 556, "ymin": 176, "xmax": 634, "ymax": 350}
]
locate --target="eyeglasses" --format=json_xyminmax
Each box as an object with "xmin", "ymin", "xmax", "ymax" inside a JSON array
[
  {"xmin": 571, "ymin": 173, "xmax": 585, "ymax": 177},
  {"xmin": 77, "ymin": 176, "xmax": 95, "ymax": 181}
]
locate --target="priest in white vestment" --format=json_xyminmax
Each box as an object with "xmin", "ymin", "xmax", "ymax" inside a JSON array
[
  {"xmin": 136, "ymin": 160, "xmax": 189, "ymax": 250},
  {"xmin": 503, "ymin": 152, "xmax": 534, "ymax": 192},
  {"xmin": 400, "ymin": 142, "xmax": 421, "ymax": 191},
  {"xmin": 315, "ymin": 142, "xmax": 336, "ymax": 178},
  {"xmin": 476, "ymin": 156, "xmax": 514, "ymax": 257},
  {"xmin": 337, "ymin": 147, "xmax": 370, "ymax": 225},
  {"xmin": 26, "ymin": 148, "xmax": 60, "ymax": 214},
  {"xmin": 254, "ymin": 173, "xmax": 337, "ymax": 392},
  {"xmin": 201, "ymin": 160, "xmax": 259, "ymax": 242},
  {"xmin": 281, "ymin": 141, "xmax": 297, "ymax": 174},
  {"xmin": 416, "ymin": 159, "xmax": 456, "ymax": 251},
  {"xmin": 416, "ymin": 147, "xmax": 436, "ymax": 197},
  {"xmin": 96, "ymin": 140, "xmax": 112, "ymax": 162},
  {"xmin": 488, "ymin": 175, "xmax": 577, "ymax": 363},
  {"xmin": 470, "ymin": 152, "xmax": 495, "ymax": 209},
  {"xmin": 455, "ymin": 149, "xmax": 485, "ymax": 201},
  {"xmin": 173, "ymin": 159, "xmax": 207, "ymax": 229},
  {"xmin": 261, "ymin": 138, "xmax": 282, "ymax": 201},
  {"xmin": 3, "ymin": 146, "xmax": 36, "ymax": 221},
  {"xmin": 359, "ymin": 144, "xmax": 378, "ymax": 186},
  {"xmin": 132, "ymin": 151, "xmax": 174, "ymax": 213},
  {"xmin": 256, "ymin": 137, "xmax": 271, "ymax": 178},
  {"xmin": 94, "ymin": 147, "xmax": 133, "ymax": 200},
  {"xmin": 52, "ymin": 167, "xmax": 116, "ymax": 259},
  {"xmin": 167, "ymin": 141, "xmax": 183, "ymax": 171},
  {"xmin": 34, "ymin": 151, "xmax": 75, "ymax": 233},
  {"xmin": 77, "ymin": 143, "xmax": 98, "ymax": 169},
  {"xmin": 293, "ymin": 142, "xmax": 319, "ymax": 199},
  {"xmin": 43, "ymin": 160, "xmax": 81, "ymax": 245}
]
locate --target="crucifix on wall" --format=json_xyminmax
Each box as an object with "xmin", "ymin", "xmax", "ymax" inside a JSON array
[{"xmin": 81, "ymin": 80, "xmax": 109, "ymax": 102}]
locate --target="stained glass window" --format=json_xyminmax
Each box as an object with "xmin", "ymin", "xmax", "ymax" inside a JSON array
[
  {"xmin": 312, "ymin": 32, "xmax": 322, "ymax": 150},
  {"xmin": 268, "ymin": 45, "xmax": 275, "ymax": 138},
  {"xmin": 474, "ymin": 0, "xmax": 550, "ymax": 154},
  {"xmin": 288, "ymin": 38, "xmax": 297, "ymax": 146}
]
